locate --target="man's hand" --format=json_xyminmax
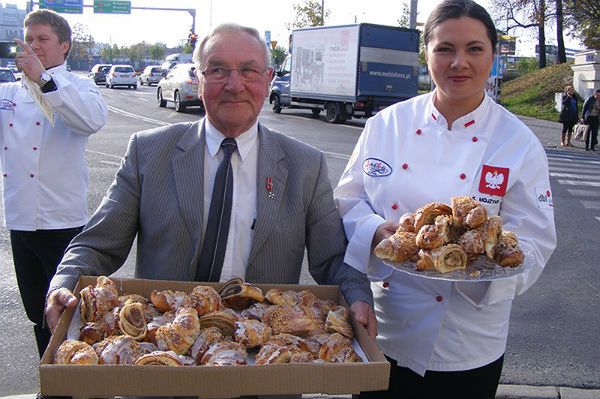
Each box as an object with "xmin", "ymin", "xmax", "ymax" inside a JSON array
[
  {"xmin": 14, "ymin": 38, "xmax": 45, "ymax": 83},
  {"xmin": 371, "ymin": 221, "xmax": 399, "ymax": 249},
  {"xmin": 45, "ymin": 288, "xmax": 77, "ymax": 332},
  {"xmin": 350, "ymin": 300, "xmax": 377, "ymax": 338}
]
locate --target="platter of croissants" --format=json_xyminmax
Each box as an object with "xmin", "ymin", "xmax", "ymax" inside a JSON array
[
  {"xmin": 374, "ymin": 196, "xmax": 531, "ymax": 281},
  {"xmin": 53, "ymin": 276, "xmax": 364, "ymax": 366}
]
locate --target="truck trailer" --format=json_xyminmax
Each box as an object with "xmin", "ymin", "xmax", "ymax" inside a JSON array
[{"xmin": 269, "ymin": 23, "xmax": 420, "ymax": 123}]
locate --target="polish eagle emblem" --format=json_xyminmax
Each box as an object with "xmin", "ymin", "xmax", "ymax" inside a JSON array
[{"xmin": 485, "ymin": 170, "xmax": 504, "ymax": 190}]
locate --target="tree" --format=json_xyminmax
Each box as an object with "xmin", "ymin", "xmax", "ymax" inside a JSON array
[
  {"xmin": 555, "ymin": 0, "xmax": 567, "ymax": 64},
  {"xmin": 286, "ymin": 0, "xmax": 330, "ymax": 29},
  {"xmin": 271, "ymin": 45, "xmax": 288, "ymax": 67},
  {"xmin": 127, "ymin": 42, "xmax": 147, "ymax": 68},
  {"xmin": 564, "ymin": 0, "xmax": 600, "ymax": 49},
  {"xmin": 148, "ymin": 43, "xmax": 166, "ymax": 62},
  {"xmin": 69, "ymin": 23, "xmax": 95, "ymax": 63},
  {"xmin": 396, "ymin": 3, "xmax": 410, "ymax": 28}
]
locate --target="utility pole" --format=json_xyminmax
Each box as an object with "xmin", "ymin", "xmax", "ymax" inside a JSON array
[
  {"xmin": 321, "ymin": 0, "xmax": 324, "ymax": 25},
  {"xmin": 409, "ymin": 0, "xmax": 418, "ymax": 29}
]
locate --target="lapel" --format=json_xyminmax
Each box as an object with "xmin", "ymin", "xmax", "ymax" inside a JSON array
[
  {"xmin": 173, "ymin": 119, "xmax": 205, "ymax": 244},
  {"xmin": 247, "ymin": 124, "xmax": 288, "ymax": 265}
]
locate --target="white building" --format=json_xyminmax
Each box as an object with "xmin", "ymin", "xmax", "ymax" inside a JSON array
[{"xmin": 0, "ymin": 3, "xmax": 26, "ymax": 42}]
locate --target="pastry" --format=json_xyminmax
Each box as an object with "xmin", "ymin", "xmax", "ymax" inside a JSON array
[
  {"xmin": 255, "ymin": 343, "xmax": 291, "ymax": 365},
  {"xmin": 198, "ymin": 310, "xmax": 238, "ymax": 337},
  {"xmin": 240, "ymin": 301, "xmax": 270, "ymax": 321},
  {"xmin": 493, "ymin": 231, "xmax": 525, "ymax": 267},
  {"xmin": 149, "ymin": 289, "xmax": 192, "ymax": 312},
  {"xmin": 265, "ymin": 288, "xmax": 299, "ymax": 306},
  {"xmin": 79, "ymin": 276, "xmax": 120, "ymax": 323},
  {"xmin": 413, "ymin": 202, "xmax": 453, "ymax": 231},
  {"xmin": 415, "ymin": 214, "xmax": 453, "ymax": 250},
  {"xmin": 93, "ymin": 335, "xmax": 143, "ymax": 365},
  {"xmin": 429, "ymin": 244, "xmax": 468, "ymax": 273},
  {"xmin": 189, "ymin": 326, "xmax": 224, "ymax": 362},
  {"xmin": 234, "ymin": 319, "xmax": 272, "ymax": 348},
  {"xmin": 266, "ymin": 333, "xmax": 316, "ymax": 354},
  {"xmin": 55, "ymin": 339, "xmax": 99, "ymax": 365},
  {"xmin": 457, "ymin": 228, "xmax": 485, "ymax": 258},
  {"xmin": 325, "ymin": 306, "xmax": 353, "ymax": 339},
  {"xmin": 289, "ymin": 351, "xmax": 317, "ymax": 363},
  {"xmin": 145, "ymin": 310, "xmax": 176, "ymax": 345},
  {"xmin": 451, "ymin": 196, "xmax": 487, "ymax": 229},
  {"xmin": 200, "ymin": 341, "xmax": 247, "ymax": 366},
  {"xmin": 397, "ymin": 212, "xmax": 416, "ymax": 233},
  {"xmin": 155, "ymin": 307, "xmax": 200, "ymax": 355},
  {"xmin": 415, "ymin": 249, "xmax": 434, "ymax": 271},
  {"xmin": 318, "ymin": 333, "xmax": 362, "ymax": 363},
  {"xmin": 374, "ymin": 231, "xmax": 419, "ymax": 263},
  {"xmin": 190, "ymin": 285, "xmax": 222, "ymax": 316},
  {"xmin": 134, "ymin": 350, "xmax": 183, "ymax": 366},
  {"xmin": 482, "ymin": 215, "xmax": 503, "ymax": 259},
  {"xmin": 220, "ymin": 281, "xmax": 265, "ymax": 311},
  {"xmin": 262, "ymin": 304, "xmax": 320, "ymax": 335},
  {"xmin": 118, "ymin": 301, "xmax": 148, "ymax": 340}
]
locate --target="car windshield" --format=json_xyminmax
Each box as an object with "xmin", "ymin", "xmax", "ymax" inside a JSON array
[
  {"xmin": 0, "ymin": 70, "xmax": 16, "ymax": 82},
  {"xmin": 151, "ymin": 67, "xmax": 162, "ymax": 73},
  {"xmin": 115, "ymin": 67, "xmax": 134, "ymax": 73}
]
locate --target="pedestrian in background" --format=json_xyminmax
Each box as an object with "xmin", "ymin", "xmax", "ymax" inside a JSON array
[
  {"xmin": 335, "ymin": 0, "xmax": 556, "ymax": 397},
  {"xmin": 559, "ymin": 85, "xmax": 578, "ymax": 147},
  {"xmin": 0, "ymin": 9, "xmax": 107, "ymax": 358},
  {"xmin": 582, "ymin": 89, "xmax": 600, "ymax": 151}
]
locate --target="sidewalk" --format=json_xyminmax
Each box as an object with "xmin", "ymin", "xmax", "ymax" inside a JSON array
[{"xmin": 3, "ymin": 385, "xmax": 600, "ymax": 399}]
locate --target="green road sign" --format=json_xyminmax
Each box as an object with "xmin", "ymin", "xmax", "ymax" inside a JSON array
[
  {"xmin": 39, "ymin": 0, "xmax": 83, "ymax": 14},
  {"xmin": 93, "ymin": 0, "xmax": 131, "ymax": 14}
]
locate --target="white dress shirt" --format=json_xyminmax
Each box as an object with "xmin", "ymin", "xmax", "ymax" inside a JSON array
[
  {"xmin": 334, "ymin": 91, "xmax": 556, "ymax": 375},
  {"xmin": 0, "ymin": 63, "xmax": 108, "ymax": 230},
  {"xmin": 202, "ymin": 119, "xmax": 258, "ymax": 281}
]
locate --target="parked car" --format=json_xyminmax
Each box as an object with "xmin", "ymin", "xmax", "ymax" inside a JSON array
[
  {"xmin": 105, "ymin": 65, "xmax": 137, "ymax": 89},
  {"xmin": 156, "ymin": 63, "xmax": 202, "ymax": 112},
  {"xmin": 140, "ymin": 65, "xmax": 164, "ymax": 86},
  {"xmin": 0, "ymin": 68, "xmax": 17, "ymax": 84},
  {"xmin": 88, "ymin": 63, "xmax": 112, "ymax": 84}
]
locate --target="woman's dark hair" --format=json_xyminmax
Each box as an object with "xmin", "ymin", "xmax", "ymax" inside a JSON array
[{"xmin": 424, "ymin": 0, "xmax": 498, "ymax": 52}]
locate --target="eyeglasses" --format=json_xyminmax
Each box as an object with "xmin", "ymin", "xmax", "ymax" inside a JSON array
[{"xmin": 200, "ymin": 66, "xmax": 270, "ymax": 83}]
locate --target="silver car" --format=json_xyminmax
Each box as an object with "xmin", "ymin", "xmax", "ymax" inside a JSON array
[
  {"xmin": 140, "ymin": 65, "xmax": 164, "ymax": 86},
  {"xmin": 157, "ymin": 63, "xmax": 203, "ymax": 112},
  {"xmin": 105, "ymin": 65, "xmax": 137, "ymax": 89}
]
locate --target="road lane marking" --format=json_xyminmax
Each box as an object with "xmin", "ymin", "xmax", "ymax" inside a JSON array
[
  {"xmin": 138, "ymin": 97, "xmax": 149, "ymax": 101},
  {"xmin": 557, "ymin": 180, "xmax": 600, "ymax": 187},
  {"xmin": 596, "ymin": 217, "xmax": 600, "ymax": 223},
  {"xmin": 567, "ymin": 189, "xmax": 600, "ymax": 197},
  {"xmin": 268, "ymin": 113, "xmax": 364, "ymax": 130},
  {"xmin": 549, "ymin": 159, "xmax": 600, "ymax": 166},
  {"xmin": 324, "ymin": 151, "xmax": 350, "ymax": 160},
  {"xmin": 101, "ymin": 160, "xmax": 122, "ymax": 167},
  {"xmin": 108, "ymin": 105, "xmax": 169, "ymax": 126},
  {"xmin": 580, "ymin": 201, "xmax": 600, "ymax": 210},
  {"xmin": 550, "ymin": 172, "xmax": 600, "ymax": 180},
  {"xmin": 87, "ymin": 149, "xmax": 123, "ymax": 159},
  {"xmin": 550, "ymin": 166, "xmax": 600, "ymax": 172}
]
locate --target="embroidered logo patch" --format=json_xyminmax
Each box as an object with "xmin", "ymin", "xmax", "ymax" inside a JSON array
[
  {"xmin": 479, "ymin": 165, "xmax": 509, "ymax": 197},
  {"xmin": 536, "ymin": 188, "xmax": 553, "ymax": 209},
  {"xmin": 363, "ymin": 158, "xmax": 392, "ymax": 177},
  {"xmin": 0, "ymin": 99, "xmax": 15, "ymax": 110}
]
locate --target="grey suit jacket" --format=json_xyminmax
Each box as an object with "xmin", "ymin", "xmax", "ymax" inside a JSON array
[{"xmin": 51, "ymin": 119, "xmax": 372, "ymax": 306}]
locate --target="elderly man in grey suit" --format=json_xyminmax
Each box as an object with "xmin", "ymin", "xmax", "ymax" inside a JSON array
[{"xmin": 46, "ymin": 23, "xmax": 376, "ymax": 346}]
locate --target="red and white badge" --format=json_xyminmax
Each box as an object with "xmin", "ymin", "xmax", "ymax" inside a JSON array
[
  {"xmin": 479, "ymin": 165, "xmax": 509, "ymax": 197},
  {"xmin": 535, "ymin": 188, "xmax": 553, "ymax": 209}
]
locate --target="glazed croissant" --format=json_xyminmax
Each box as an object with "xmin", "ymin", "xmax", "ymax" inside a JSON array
[
  {"xmin": 397, "ymin": 212, "xmax": 416, "ymax": 233},
  {"xmin": 190, "ymin": 285, "xmax": 222, "ymax": 316},
  {"xmin": 134, "ymin": 350, "xmax": 183, "ymax": 366},
  {"xmin": 79, "ymin": 276, "xmax": 120, "ymax": 323},
  {"xmin": 457, "ymin": 228, "xmax": 485, "ymax": 260},
  {"xmin": 413, "ymin": 202, "xmax": 453, "ymax": 231},
  {"xmin": 267, "ymin": 333, "xmax": 318, "ymax": 355},
  {"xmin": 93, "ymin": 335, "xmax": 143, "ymax": 365},
  {"xmin": 262, "ymin": 304, "xmax": 320, "ymax": 335},
  {"xmin": 55, "ymin": 339, "xmax": 99, "ymax": 365},
  {"xmin": 493, "ymin": 231, "xmax": 525, "ymax": 267},
  {"xmin": 118, "ymin": 302, "xmax": 148, "ymax": 340},
  {"xmin": 198, "ymin": 310, "xmax": 238, "ymax": 337},
  {"xmin": 265, "ymin": 289, "xmax": 299, "ymax": 306},
  {"xmin": 189, "ymin": 326, "xmax": 224, "ymax": 363},
  {"xmin": 416, "ymin": 244, "xmax": 467, "ymax": 273},
  {"xmin": 200, "ymin": 341, "xmax": 248, "ymax": 366},
  {"xmin": 149, "ymin": 290, "xmax": 193, "ymax": 313},
  {"xmin": 144, "ymin": 310, "xmax": 176, "ymax": 345},
  {"xmin": 255, "ymin": 343, "xmax": 292, "ymax": 365},
  {"xmin": 240, "ymin": 302, "xmax": 270, "ymax": 321},
  {"xmin": 451, "ymin": 196, "xmax": 487, "ymax": 229},
  {"xmin": 234, "ymin": 319, "xmax": 272, "ymax": 348},
  {"xmin": 220, "ymin": 281, "xmax": 265, "ymax": 311},
  {"xmin": 374, "ymin": 231, "xmax": 419, "ymax": 263},
  {"xmin": 318, "ymin": 332, "xmax": 362, "ymax": 363},
  {"xmin": 325, "ymin": 306, "xmax": 353, "ymax": 339},
  {"xmin": 415, "ymin": 214, "xmax": 454, "ymax": 250},
  {"xmin": 155, "ymin": 307, "xmax": 200, "ymax": 355},
  {"xmin": 482, "ymin": 215, "xmax": 503, "ymax": 259}
]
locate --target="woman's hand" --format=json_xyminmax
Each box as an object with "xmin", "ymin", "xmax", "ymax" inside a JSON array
[{"xmin": 371, "ymin": 221, "xmax": 399, "ymax": 249}]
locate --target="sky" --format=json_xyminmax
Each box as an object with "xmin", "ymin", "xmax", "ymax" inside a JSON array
[{"xmin": 2, "ymin": 0, "xmax": 584, "ymax": 56}]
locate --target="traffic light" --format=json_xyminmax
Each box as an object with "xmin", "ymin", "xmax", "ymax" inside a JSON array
[{"xmin": 271, "ymin": 40, "xmax": 278, "ymax": 50}]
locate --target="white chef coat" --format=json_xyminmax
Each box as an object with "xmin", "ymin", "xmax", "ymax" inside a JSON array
[
  {"xmin": 202, "ymin": 119, "xmax": 258, "ymax": 281},
  {"xmin": 0, "ymin": 63, "xmax": 108, "ymax": 231},
  {"xmin": 334, "ymin": 91, "xmax": 557, "ymax": 376}
]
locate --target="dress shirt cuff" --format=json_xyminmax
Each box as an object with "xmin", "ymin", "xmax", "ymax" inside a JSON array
[
  {"xmin": 42, "ymin": 74, "xmax": 68, "ymax": 107},
  {"xmin": 343, "ymin": 213, "xmax": 386, "ymax": 274}
]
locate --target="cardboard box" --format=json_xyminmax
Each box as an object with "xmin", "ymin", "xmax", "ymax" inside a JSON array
[{"xmin": 40, "ymin": 276, "xmax": 390, "ymax": 398}]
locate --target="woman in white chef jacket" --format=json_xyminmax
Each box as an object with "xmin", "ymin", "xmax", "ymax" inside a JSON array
[{"xmin": 334, "ymin": 0, "xmax": 557, "ymax": 398}]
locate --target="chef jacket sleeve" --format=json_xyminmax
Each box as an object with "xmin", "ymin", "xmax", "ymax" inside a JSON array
[
  {"xmin": 455, "ymin": 141, "xmax": 557, "ymax": 307},
  {"xmin": 334, "ymin": 119, "xmax": 387, "ymax": 277},
  {"xmin": 49, "ymin": 133, "xmax": 142, "ymax": 293},
  {"xmin": 42, "ymin": 73, "xmax": 108, "ymax": 135}
]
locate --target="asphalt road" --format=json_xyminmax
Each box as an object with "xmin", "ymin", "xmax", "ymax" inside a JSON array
[{"xmin": 0, "ymin": 80, "xmax": 599, "ymax": 395}]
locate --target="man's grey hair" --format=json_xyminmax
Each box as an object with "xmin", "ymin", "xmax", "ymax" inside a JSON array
[{"xmin": 193, "ymin": 23, "xmax": 271, "ymax": 70}]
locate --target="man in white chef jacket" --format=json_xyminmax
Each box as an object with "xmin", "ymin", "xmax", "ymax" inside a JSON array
[{"xmin": 0, "ymin": 9, "xmax": 107, "ymax": 358}]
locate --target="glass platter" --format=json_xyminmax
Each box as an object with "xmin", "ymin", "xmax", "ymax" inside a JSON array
[{"xmin": 383, "ymin": 247, "xmax": 534, "ymax": 282}]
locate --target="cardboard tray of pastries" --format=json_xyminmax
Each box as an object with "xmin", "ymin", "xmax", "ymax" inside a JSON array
[{"xmin": 40, "ymin": 276, "xmax": 389, "ymax": 398}]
